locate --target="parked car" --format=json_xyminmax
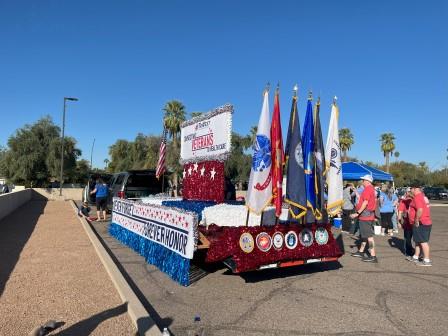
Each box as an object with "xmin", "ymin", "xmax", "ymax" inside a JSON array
[
  {"xmin": 424, "ymin": 187, "xmax": 448, "ymax": 200},
  {"xmin": 82, "ymin": 173, "xmax": 113, "ymax": 204},
  {"xmin": 107, "ymin": 169, "xmax": 170, "ymax": 208},
  {"xmin": 0, "ymin": 184, "xmax": 10, "ymax": 194}
]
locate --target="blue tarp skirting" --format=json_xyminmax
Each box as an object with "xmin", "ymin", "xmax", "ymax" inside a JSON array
[{"xmin": 342, "ymin": 162, "xmax": 393, "ymax": 181}]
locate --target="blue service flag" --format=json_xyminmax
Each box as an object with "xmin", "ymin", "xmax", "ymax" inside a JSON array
[
  {"xmin": 302, "ymin": 98, "xmax": 317, "ymax": 217},
  {"xmin": 284, "ymin": 94, "xmax": 307, "ymax": 219}
]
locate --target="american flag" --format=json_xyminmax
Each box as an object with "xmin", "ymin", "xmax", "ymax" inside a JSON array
[{"xmin": 156, "ymin": 127, "xmax": 167, "ymax": 179}]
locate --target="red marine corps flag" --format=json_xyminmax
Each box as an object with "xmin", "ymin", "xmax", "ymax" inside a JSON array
[
  {"xmin": 270, "ymin": 86, "xmax": 284, "ymax": 218},
  {"xmin": 155, "ymin": 127, "xmax": 167, "ymax": 179}
]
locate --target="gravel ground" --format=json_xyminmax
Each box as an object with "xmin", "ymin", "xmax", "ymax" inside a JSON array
[{"xmin": 0, "ymin": 200, "xmax": 135, "ymax": 336}]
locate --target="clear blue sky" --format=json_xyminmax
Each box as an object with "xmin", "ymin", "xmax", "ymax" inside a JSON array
[{"xmin": 1, "ymin": 1, "xmax": 447, "ymax": 170}]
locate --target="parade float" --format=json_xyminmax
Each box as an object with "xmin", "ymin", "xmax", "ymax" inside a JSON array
[{"xmin": 110, "ymin": 88, "xmax": 344, "ymax": 286}]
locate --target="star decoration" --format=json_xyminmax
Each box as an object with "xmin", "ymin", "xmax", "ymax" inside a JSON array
[
  {"xmin": 193, "ymin": 162, "xmax": 198, "ymax": 171},
  {"xmin": 200, "ymin": 166, "xmax": 205, "ymax": 176},
  {"xmin": 210, "ymin": 167, "xmax": 216, "ymax": 180},
  {"xmin": 188, "ymin": 166, "xmax": 192, "ymax": 176},
  {"xmin": 182, "ymin": 169, "xmax": 186, "ymax": 178}
]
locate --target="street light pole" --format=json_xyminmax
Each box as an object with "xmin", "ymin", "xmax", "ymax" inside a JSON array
[
  {"xmin": 59, "ymin": 97, "xmax": 78, "ymax": 196},
  {"xmin": 90, "ymin": 138, "xmax": 95, "ymax": 170}
]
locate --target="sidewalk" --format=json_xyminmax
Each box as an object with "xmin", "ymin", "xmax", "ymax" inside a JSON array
[{"xmin": 0, "ymin": 200, "xmax": 135, "ymax": 335}]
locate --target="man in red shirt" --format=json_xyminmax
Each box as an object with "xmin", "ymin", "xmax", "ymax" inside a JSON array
[
  {"xmin": 408, "ymin": 183, "xmax": 432, "ymax": 266},
  {"xmin": 350, "ymin": 174, "xmax": 378, "ymax": 262},
  {"xmin": 397, "ymin": 188, "xmax": 413, "ymax": 256}
]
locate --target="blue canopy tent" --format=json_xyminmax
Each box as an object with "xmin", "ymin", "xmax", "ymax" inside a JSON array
[{"xmin": 342, "ymin": 162, "xmax": 393, "ymax": 182}]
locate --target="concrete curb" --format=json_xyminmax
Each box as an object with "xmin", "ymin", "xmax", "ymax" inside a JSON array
[{"xmin": 70, "ymin": 201, "xmax": 162, "ymax": 336}]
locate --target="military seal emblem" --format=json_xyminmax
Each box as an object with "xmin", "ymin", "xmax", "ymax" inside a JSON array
[
  {"xmin": 285, "ymin": 231, "xmax": 298, "ymax": 249},
  {"xmin": 272, "ymin": 232, "xmax": 284, "ymax": 250},
  {"xmin": 256, "ymin": 232, "xmax": 272, "ymax": 252},
  {"xmin": 315, "ymin": 227, "xmax": 329, "ymax": 245},
  {"xmin": 299, "ymin": 228, "xmax": 313, "ymax": 247},
  {"xmin": 239, "ymin": 232, "xmax": 255, "ymax": 253}
]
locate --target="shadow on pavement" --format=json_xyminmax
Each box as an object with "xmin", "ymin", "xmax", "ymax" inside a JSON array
[
  {"xmin": 0, "ymin": 199, "xmax": 47, "ymax": 296},
  {"xmin": 388, "ymin": 236, "xmax": 405, "ymax": 255},
  {"xmin": 236, "ymin": 261, "xmax": 343, "ymax": 283},
  {"xmin": 55, "ymin": 303, "xmax": 128, "ymax": 335}
]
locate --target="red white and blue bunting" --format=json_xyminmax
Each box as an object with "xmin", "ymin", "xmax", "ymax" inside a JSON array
[{"xmin": 109, "ymin": 198, "xmax": 198, "ymax": 286}]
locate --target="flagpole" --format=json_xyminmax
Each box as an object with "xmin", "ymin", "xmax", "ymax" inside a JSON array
[
  {"xmin": 275, "ymin": 82, "xmax": 280, "ymax": 224},
  {"xmin": 284, "ymin": 84, "xmax": 298, "ymax": 223}
]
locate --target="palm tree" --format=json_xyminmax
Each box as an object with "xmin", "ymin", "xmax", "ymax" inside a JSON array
[
  {"xmin": 338, "ymin": 128, "xmax": 354, "ymax": 162},
  {"xmin": 163, "ymin": 100, "xmax": 186, "ymax": 146},
  {"xmin": 162, "ymin": 100, "xmax": 186, "ymax": 195},
  {"xmin": 418, "ymin": 161, "xmax": 428, "ymax": 173},
  {"xmin": 380, "ymin": 133, "xmax": 396, "ymax": 172},
  {"xmin": 104, "ymin": 158, "xmax": 109, "ymax": 170},
  {"xmin": 190, "ymin": 112, "xmax": 203, "ymax": 118},
  {"xmin": 249, "ymin": 126, "xmax": 258, "ymax": 145},
  {"xmin": 394, "ymin": 151, "xmax": 400, "ymax": 161},
  {"xmin": 240, "ymin": 125, "xmax": 258, "ymax": 151}
]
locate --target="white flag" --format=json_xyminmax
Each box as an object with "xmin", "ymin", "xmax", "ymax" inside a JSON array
[
  {"xmin": 325, "ymin": 102, "xmax": 343, "ymax": 216},
  {"xmin": 246, "ymin": 90, "xmax": 273, "ymax": 215}
]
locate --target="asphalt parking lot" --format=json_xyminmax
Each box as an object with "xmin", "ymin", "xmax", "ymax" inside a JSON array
[{"xmin": 86, "ymin": 202, "xmax": 448, "ymax": 336}]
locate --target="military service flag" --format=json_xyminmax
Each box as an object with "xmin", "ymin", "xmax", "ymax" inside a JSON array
[
  {"xmin": 325, "ymin": 100, "xmax": 343, "ymax": 215},
  {"xmin": 246, "ymin": 89, "xmax": 273, "ymax": 215},
  {"xmin": 284, "ymin": 89, "xmax": 307, "ymax": 219}
]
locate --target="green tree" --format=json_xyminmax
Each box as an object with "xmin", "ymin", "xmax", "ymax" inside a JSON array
[
  {"xmin": 0, "ymin": 146, "xmax": 7, "ymax": 177},
  {"xmin": 389, "ymin": 161, "xmax": 428, "ymax": 187},
  {"xmin": 0, "ymin": 117, "xmax": 81, "ymax": 186},
  {"xmin": 46, "ymin": 136, "xmax": 81, "ymax": 180},
  {"xmin": 163, "ymin": 100, "xmax": 186, "ymax": 146},
  {"xmin": 130, "ymin": 133, "xmax": 148, "ymax": 169},
  {"xmin": 394, "ymin": 151, "xmax": 400, "ymax": 161},
  {"xmin": 144, "ymin": 135, "xmax": 163, "ymax": 169},
  {"xmin": 225, "ymin": 132, "xmax": 252, "ymax": 190},
  {"xmin": 190, "ymin": 112, "xmax": 203, "ymax": 118},
  {"xmin": 339, "ymin": 128, "xmax": 354, "ymax": 162},
  {"xmin": 104, "ymin": 158, "xmax": 110, "ymax": 170},
  {"xmin": 71, "ymin": 159, "xmax": 90, "ymax": 184},
  {"xmin": 380, "ymin": 133, "xmax": 396, "ymax": 172},
  {"xmin": 162, "ymin": 100, "xmax": 186, "ymax": 192},
  {"xmin": 108, "ymin": 139, "xmax": 133, "ymax": 172},
  {"xmin": 249, "ymin": 126, "xmax": 258, "ymax": 146}
]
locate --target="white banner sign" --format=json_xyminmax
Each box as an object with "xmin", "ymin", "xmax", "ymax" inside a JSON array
[
  {"xmin": 112, "ymin": 198, "xmax": 198, "ymax": 259},
  {"xmin": 180, "ymin": 104, "xmax": 233, "ymax": 163}
]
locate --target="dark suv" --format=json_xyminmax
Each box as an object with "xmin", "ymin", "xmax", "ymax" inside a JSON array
[
  {"xmin": 107, "ymin": 169, "xmax": 170, "ymax": 207},
  {"xmin": 424, "ymin": 187, "xmax": 448, "ymax": 200}
]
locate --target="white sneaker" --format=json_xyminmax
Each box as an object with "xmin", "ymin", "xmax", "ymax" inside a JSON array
[{"xmin": 417, "ymin": 260, "xmax": 432, "ymax": 267}]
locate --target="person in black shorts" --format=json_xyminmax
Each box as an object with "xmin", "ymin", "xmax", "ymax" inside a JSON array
[
  {"xmin": 90, "ymin": 178, "xmax": 109, "ymax": 221},
  {"xmin": 350, "ymin": 175, "xmax": 378, "ymax": 263}
]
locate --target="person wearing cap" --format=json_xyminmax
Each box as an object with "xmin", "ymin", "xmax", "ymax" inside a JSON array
[
  {"xmin": 397, "ymin": 188, "xmax": 413, "ymax": 256},
  {"xmin": 408, "ymin": 183, "xmax": 432, "ymax": 266},
  {"xmin": 350, "ymin": 174, "xmax": 378, "ymax": 262}
]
